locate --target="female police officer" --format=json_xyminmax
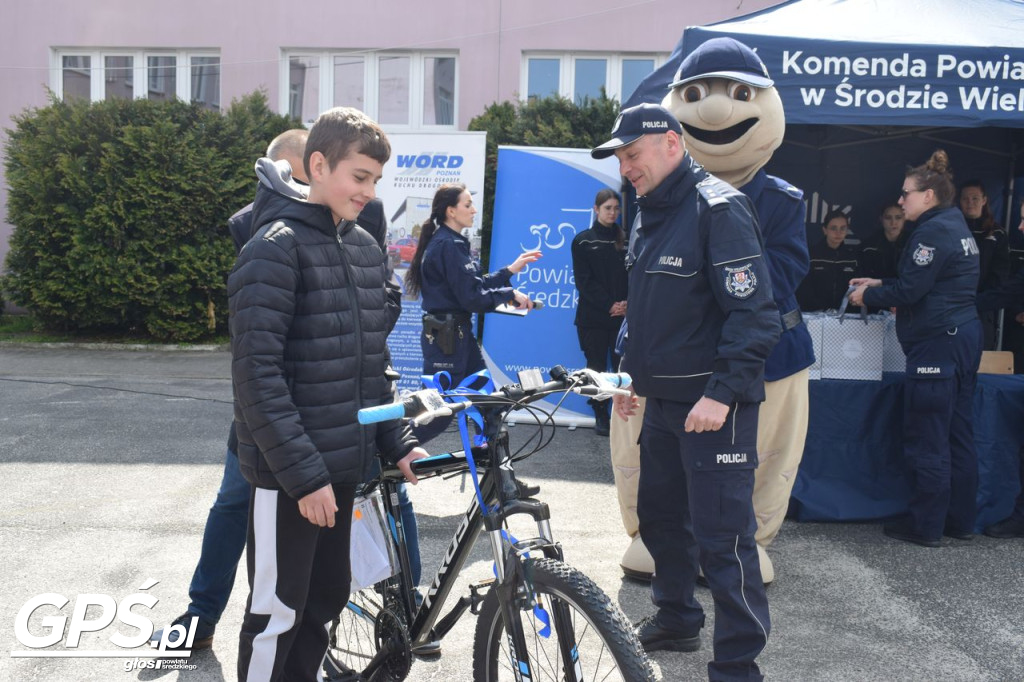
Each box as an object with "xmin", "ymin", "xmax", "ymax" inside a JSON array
[
  {"xmin": 403, "ymin": 183, "xmax": 540, "ymax": 443},
  {"xmin": 849, "ymin": 150, "xmax": 982, "ymax": 547}
]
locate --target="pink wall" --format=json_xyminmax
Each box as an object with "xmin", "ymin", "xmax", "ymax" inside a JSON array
[{"xmin": 0, "ymin": 0, "xmax": 781, "ymax": 270}]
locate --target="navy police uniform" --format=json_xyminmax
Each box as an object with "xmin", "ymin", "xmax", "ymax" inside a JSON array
[
  {"xmin": 864, "ymin": 206, "xmax": 982, "ymax": 540},
  {"xmin": 624, "ymin": 155, "xmax": 780, "ymax": 681},
  {"xmin": 416, "ymin": 224, "xmax": 516, "ymax": 440},
  {"xmin": 740, "ymin": 170, "xmax": 814, "ymax": 380},
  {"xmin": 796, "ymin": 238, "xmax": 860, "ymax": 311}
]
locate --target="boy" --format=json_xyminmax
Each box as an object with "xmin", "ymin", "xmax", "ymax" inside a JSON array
[{"xmin": 229, "ymin": 107, "xmax": 426, "ymax": 682}]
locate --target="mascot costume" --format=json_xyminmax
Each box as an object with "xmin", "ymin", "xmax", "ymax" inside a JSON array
[{"xmin": 610, "ymin": 37, "xmax": 814, "ymax": 584}]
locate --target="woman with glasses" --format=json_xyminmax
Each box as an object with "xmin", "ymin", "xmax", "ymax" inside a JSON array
[
  {"xmin": 570, "ymin": 188, "xmax": 629, "ymax": 436},
  {"xmin": 849, "ymin": 150, "xmax": 982, "ymax": 547}
]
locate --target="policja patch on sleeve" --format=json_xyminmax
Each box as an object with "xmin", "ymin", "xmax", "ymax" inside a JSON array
[
  {"xmin": 912, "ymin": 243, "xmax": 935, "ymax": 266},
  {"xmin": 724, "ymin": 263, "xmax": 758, "ymax": 298}
]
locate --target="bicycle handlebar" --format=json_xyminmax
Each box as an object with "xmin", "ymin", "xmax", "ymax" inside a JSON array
[{"xmin": 357, "ymin": 367, "xmax": 631, "ymax": 426}]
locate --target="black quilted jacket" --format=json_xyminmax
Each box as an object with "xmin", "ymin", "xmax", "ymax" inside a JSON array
[{"xmin": 228, "ymin": 159, "xmax": 416, "ymax": 498}]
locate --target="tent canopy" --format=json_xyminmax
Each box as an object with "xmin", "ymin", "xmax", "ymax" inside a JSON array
[
  {"xmin": 625, "ymin": 0, "xmax": 1024, "ymax": 238},
  {"xmin": 628, "ymin": 0, "xmax": 1024, "ymax": 128}
]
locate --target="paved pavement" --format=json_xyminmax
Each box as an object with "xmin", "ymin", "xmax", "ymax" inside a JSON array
[{"xmin": 1, "ymin": 346, "xmax": 1022, "ymax": 682}]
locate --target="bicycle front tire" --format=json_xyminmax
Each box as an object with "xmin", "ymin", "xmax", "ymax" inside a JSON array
[{"xmin": 472, "ymin": 557, "xmax": 654, "ymax": 682}]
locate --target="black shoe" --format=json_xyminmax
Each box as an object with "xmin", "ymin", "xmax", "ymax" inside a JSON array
[
  {"xmin": 883, "ymin": 520, "xmax": 941, "ymax": 548},
  {"xmin": 943, "ymin": 525, "xmax": 974, "ymax": 541},
  {"xmin": 513, "ymin": 476, "xmax": 540, "ymax": 498},
  {"xmin": 150, "ymin": 612, "xmax": 215, "ymax": 650},
  {"xmin": 983, "ymin": 516, "xmax": 1024, "ymax": 539},
  {"xmin": 621, "ymin": 566, "xmax": 653, "ymax": 583},
  {"xmin": 634, "ymin": 615, "xmax": 701, "ymax": 653}
]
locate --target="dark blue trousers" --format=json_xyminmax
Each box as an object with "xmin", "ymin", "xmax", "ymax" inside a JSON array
[
  {"xmin": 902, "ymin": 319, "xmax": 983, "ymax": 539},
  {"xmin": 638, "ymin": 398, "xmax": 769, "ymax": 682}
]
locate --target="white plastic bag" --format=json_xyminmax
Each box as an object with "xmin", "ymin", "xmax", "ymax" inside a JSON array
[{"xmin": 349, "ymin": 490, "xmax": 398, "ymax": 591}]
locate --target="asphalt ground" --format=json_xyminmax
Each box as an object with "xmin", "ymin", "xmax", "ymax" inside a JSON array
[{"xmin": 1, "ymin": 346, "xmax": 1022, "ymax": 682}]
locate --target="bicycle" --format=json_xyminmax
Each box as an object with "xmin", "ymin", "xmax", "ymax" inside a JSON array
[{"xmin": 323, "ymin": 365, "xmax": 655, "ymax": 682}]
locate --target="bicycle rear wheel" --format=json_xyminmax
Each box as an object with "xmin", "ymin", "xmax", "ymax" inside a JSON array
[
  {"xmin": 472, "ymin": 557, "xmax": 654, "ymax": 682},
  {"xmin": 325, "ymin": 584, "xmax": 411, "ymax": 682}
]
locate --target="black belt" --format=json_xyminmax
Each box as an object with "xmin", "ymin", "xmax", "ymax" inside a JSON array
[
  {"xmin": 425, "ymin": 311, "xmax": 472, "ymax": 325},
  {"xmin": 781, "ymin": 308, "xmax": 804, "ymax": 331}
]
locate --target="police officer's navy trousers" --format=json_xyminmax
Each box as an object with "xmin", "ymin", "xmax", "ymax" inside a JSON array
[
  {"xmin": 415, "ymin": 321, "xmax": 485, "ymax": 443},
  {"xmin": 902, "ymin": 318, "xmax": 983, "ymax": 539},
  {"xmin": 639, "ymin": 397, "xmax": 769, "ymax": 682}
]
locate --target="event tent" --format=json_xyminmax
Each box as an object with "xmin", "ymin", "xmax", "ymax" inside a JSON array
[{"xmin": 626, "ymin": 0, "xmax": 1024, "ymax": 239}]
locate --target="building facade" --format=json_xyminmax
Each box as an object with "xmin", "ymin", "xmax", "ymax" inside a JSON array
[{"xmin": 0, "ymin": 0, "xmax": 780, "ymax": 268}]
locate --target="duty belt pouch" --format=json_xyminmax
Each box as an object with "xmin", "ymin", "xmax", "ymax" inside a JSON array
[{"xmin": 422, "ymin": 313, "xmax": 456, "ymax": 354}]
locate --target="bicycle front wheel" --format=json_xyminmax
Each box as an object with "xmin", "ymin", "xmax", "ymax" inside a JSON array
[{"xmin": 472, "ymin": 557, "xmax": 654, "ymax": 682}]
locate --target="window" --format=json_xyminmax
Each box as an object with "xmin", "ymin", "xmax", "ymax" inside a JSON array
[
  {"xmin": 523, "ymin": 53, "xmax": 665, "ymax": 104},
  {"xmin": 54, "ymin": 49, "xmax": 220, "ymax": 108},
  {"xmin": 283, "ymin": 50, "xmax": 458, "ymax": 129}
]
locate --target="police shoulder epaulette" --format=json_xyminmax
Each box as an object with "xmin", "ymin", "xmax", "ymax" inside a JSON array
[
  {"xmin": 766, "ymin": 176, "xmax": 804, "ymax": 201},
  {"xmin": 696, "ymin": 178, "xmax": 730, "ymax": 210}
]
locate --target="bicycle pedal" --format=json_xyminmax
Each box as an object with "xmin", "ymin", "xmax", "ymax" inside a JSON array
[{"xmin": 468, "ymin": 578, "xmax": 497, "ymax": 614}]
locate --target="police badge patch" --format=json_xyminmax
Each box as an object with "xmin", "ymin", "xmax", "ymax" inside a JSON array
[
  {"xmin": 724, "ymin": 264, "xmax": 758, "ymax": 298},
  {"xmin": 912, "ymin": 243, "xmax": 935, "ymax": 266}
]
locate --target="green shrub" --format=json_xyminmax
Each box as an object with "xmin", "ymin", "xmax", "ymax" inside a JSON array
[
  {"xmin": 468, "ymin": 95, "xmax": 620, "ymax": 267},
  {"xmin": 2, "ymin": 92, "xmax": 293, "ymax": 341}
]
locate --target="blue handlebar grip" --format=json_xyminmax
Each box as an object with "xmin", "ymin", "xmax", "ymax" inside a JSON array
[
  {"xmin": 599, "ymin": 372, "xmax": 632, "ymax": 388},
  {"xmin": 358, "ymin": 401, "xmax": 406, "ymax": 424}
]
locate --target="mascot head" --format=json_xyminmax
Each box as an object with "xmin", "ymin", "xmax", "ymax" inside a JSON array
[{"xmin": 662, "ymin": 37, "xmax": 784, "ymax": 188}]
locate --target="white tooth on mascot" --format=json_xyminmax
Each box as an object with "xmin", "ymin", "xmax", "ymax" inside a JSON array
[{"xmin": 610, "ymin": 37, "xmax": 816, "ymax": 586}]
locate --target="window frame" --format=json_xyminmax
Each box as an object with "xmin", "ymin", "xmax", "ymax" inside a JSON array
[
  {"xmin": 521, "ymin": 52, "xmax": 665, "ymax": 104},
  {"xmin": 51, "ymin": 48, "xmax": 221, "ymax": 107},
  {"xmin": 280, "ymin": 50, "xmax": 459, "ymax": 130}
]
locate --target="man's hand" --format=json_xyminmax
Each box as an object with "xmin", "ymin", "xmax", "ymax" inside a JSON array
[
  {"xmin": 613, "ymin": 386, "xmax": 639, "ymax": 421},
  {"xmin": 397, "ymin": 446, "xmax": 430, "ymax": 485},
  {"xmin": 298, "ymin": 484, "xmax": 338, "ymax": 527},
  {"xmin": 685, "ymin": 396, "xmax": 730, "ymax": 433},
  {"xmin": 610, "ymin": 300, "xmax": 627, "ymax": 317}
]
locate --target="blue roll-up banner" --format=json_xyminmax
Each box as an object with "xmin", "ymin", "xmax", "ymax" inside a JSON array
[{"xmin": 482, "ymin": 146, "xmax": 622, "ymax": 427}]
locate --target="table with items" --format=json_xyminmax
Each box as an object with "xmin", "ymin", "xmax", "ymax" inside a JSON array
[{"xmin": 789, "ymin": 312, "xmax": 1024, "ymax": 531}]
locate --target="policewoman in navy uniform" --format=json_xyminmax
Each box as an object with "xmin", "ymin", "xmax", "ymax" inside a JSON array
[
  {"xmin": 796, "ymin": 210, "xmax": 859, "ymax": 311},
  {"xmin": 850, "ymin": 150, "xmax": 982, "ymax": 547},
  {"xmin": 594, "ymin": 103, "xmax": 779, "ymax": 682},
  {"xmin": 403, "ymin": 183, "xmax": 540, "ymax": 441}
]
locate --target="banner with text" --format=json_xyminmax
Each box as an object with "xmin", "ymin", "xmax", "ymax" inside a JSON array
[
  {"xmin": 682, "ymin": 29, "xmax": 1024, "ymax": 128},
  {"xmin": 481, "ymin": 147, "xmax": 622, "ymax": 426},
  {"xmin": 377, "ymin": 131, "xmax": 487, "ymax": 394}
]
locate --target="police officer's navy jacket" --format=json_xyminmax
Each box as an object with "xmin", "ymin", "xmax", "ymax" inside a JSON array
[
  {"xmin": 229, "ymin": 158, "xmax": 416, "ymax": 499},
  {"xmin": 863, "ymin": 206, "xmax": 980, "ymax": 345},
  {"xmin": 571, "ymin": 220, "xmax": 628, "ymax": 329},
  {"xmin": 622, "ymin": 155, "xmax": 781, "ymax": 405},
  {"xmin": 740, "ymin": 170, "xmax": 814, "ymax": 381},
  {"xmin": 420, "ymin": 225, "xmax": 516, "ymax": 314},
  {"xmin": 796, "ymin": 239, "xmax": 859, "ymax": 312}
]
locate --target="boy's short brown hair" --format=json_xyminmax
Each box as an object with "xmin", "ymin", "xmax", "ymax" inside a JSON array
[{"xmin": 303, "ymin": 107, "xmax": 391, "ymax": 178}]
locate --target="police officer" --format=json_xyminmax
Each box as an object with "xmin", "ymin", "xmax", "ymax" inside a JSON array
[
  {"xmin": 403, "ymin": 183, "xmax": 540, "ymax": 443},
  {"xmin": 796, "ymin": 210, "xmax": 860, "ymax": 311},
  {"xmin": 850, "ymin": 149, "xmax": 982, "ymax": 547},
  {"xmin": 593, "ymin": 103, "xmax": 779, "ymax": 682}
]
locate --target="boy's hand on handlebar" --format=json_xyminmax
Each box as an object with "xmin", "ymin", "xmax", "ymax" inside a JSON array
[
  {"xmin": 397, "ymin": 446, "xmax": 430, "ymax": 485},
  {"xmin": 613, "ymin": 387, "xmax": 638, "ymax": 421},
  {"xmin": 298, "ymin": 484, "xmax": 338, "ymax": 527},
  {"xmin": 507, "ymin": 250, "xmax": 542, "ymax": 274}
]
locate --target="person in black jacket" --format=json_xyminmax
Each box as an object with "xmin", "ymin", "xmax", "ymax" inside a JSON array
[
  {"xmin": 960, "ymin": 180, "xmax": 1010, "ymax": 349},
  {"xmin": 230, "ymin": 107, "xmax": 428, "ymax": 682},
  {"xmin": 851, "ymin": 150, "xmax": 982, "ymax": 548},
  {"xmin": 858, "ymin": 204, "xmax": 908, "ymax": 281},
  {"xmin": 593, "ymin": 103, "xmax": 778, "ymax": 680},
  {"xmin": 571, "ymin": 188, "xmax": 628, "ymax": 436},
  {"xmin": 796, "ymin": 210, "xmax": 859, "ymax": 311},
  {"xmin": 975, "ymin": 199, "xmax": 1024, "ymax": 539}
]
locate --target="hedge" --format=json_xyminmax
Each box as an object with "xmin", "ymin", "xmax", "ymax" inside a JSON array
[{"xmin": 2, "ymin": 92, "xmax": 293, "ymax": 341}]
